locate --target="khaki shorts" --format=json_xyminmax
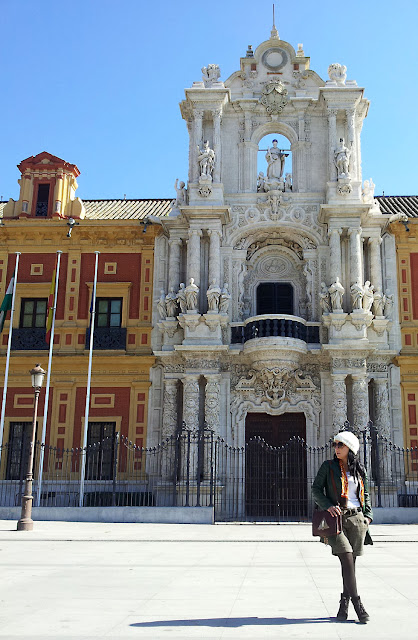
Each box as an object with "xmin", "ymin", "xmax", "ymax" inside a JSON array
[{"xmin": 327, "ymin": 510, "xmax": 369, "ymax": 557}]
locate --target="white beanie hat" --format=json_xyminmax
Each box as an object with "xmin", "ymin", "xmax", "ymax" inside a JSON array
[{"xmin": 334, "ymin": 431, "xmax": 360, "ymax": 455}]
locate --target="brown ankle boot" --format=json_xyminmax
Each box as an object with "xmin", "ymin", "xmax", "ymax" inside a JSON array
[
  {"xmin": 352, "ymin": 596, "xmax": 369, "ymax": 623},
  {"xmin": 336, "ymin": 594, "xmax": 350, "ymax": 620}
]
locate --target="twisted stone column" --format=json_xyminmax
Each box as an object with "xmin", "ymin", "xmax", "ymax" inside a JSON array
[
  {"xmin": 168, "ymin": 238, "xmax": 182, "ymax": 292},
  {"xmin": 352, "ymin": 375, "xmax": 369, "ymax": 432},
  {"xmin": 187, "ymin": 229, "xmax": 202, "ymax": 287},
  {"xmin": 331, "ymin": 374, "xmax": 347, "ymax": 430},
  {"xmin": 349, "ymin": 227, "xmax": 363, "ymax": 287},
  {"xmin": 328, "ymin": 228, "xmax": 342, "ymax": 283}
]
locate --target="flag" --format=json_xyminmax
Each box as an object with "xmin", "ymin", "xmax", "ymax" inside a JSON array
[
  {"xmin": 0, "ymin": 276, "xmax": 14, "ymax": 334},
  {"xmin": 45, "ymin": 255, "xmax": 58, "ymax": 344}
]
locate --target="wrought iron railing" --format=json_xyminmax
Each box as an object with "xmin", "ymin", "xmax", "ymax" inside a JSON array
[
  {"xmin": 0, "ymin": 424, "xmax": 416, "ymax": 520},
  {"xmin": 11, "ymin": 328, "xmax": 49, "ymax": 351},
  {"xmin": 85, "ymin": 327, "xmax": 127, "ymax": 350}
]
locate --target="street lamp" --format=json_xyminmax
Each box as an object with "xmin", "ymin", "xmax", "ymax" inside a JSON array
[{"xmin": 17, "ymin": 364, "xmax": 46, "ymax": 531}]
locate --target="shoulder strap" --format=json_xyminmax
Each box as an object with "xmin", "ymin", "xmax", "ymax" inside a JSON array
[{"xmin": 329, "ymin": 461, "xmax": 340, "ymax": 505}]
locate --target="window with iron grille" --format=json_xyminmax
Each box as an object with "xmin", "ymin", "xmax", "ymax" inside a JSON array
[
  {"xmin": 96, "ymin": 298, "xmax": 122, "ymax": 328},
  {"xmin": 6, "ymin": 421, "xmax": 37, "ymax": 480},
  {"xmin": 20, "ymin": 299, "xmax": 48, "ymax": 328},
  {"xmin": 86, "ymin": 422, "xmax": 116, "ymax": 480}
]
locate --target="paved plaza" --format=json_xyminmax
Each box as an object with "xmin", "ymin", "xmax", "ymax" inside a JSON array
[{"xmin": 0, "ymin": 520, "xmax": 416, "ymax": 639}]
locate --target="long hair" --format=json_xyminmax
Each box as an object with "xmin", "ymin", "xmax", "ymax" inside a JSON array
[{"xmin": 333, "ymin": 450, "xmax": 366, "ymax": 481}]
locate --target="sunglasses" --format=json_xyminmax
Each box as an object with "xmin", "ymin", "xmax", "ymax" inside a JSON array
[{"xmin": 333, "ymin": 442, "xmax": 347, "ymax": 449}]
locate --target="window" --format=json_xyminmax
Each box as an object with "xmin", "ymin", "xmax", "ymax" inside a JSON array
[
  {"xmin": 20, "ymin": 299, "xmax": 48, "ymax": 328},
  {"xmin": 6, "ymin": 422, "xmax": 36, "ymax": 480},
  {"xmin": 86, "ymin": 422, "xmax": 116, "ymax": 480},
  {"xmin": 35, "ymin": 184, "xmax": 50, "ymax": 217},
  {"xmin": 257, "ymin": 283, "xmax": 293, "ymax": 315},
  {"xmin": 96, "ymin": 298, "xmax": 122, "ymax": 328}
]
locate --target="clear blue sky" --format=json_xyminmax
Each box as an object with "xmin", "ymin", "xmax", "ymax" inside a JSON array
[{"xmin": 1, "ymin": 0, "xmax": 416, "ymax": 201}]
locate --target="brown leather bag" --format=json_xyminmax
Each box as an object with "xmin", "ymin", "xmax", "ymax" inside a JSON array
[{"xmin": 312, "ymin": 462, "xmax": 342, "ymax": 537}]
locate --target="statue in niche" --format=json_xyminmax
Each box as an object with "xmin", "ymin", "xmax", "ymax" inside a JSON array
[
  {"xmin": 174, "ymin": 179, "xmax": 187, "ymax": 206},
  {"xmin": 328, "ymin": 277, "xmax": 344, "ymax": 311},
  {"xmin": 265, "ymin": 139, "xmax": 288, "ymax": 180},
  {"xmin": 383, "ymin": 293, "xmax": 394, "ymax": 319},
  {"xmin": 157, "ymin": 290, "xmax": 167, "ymax": 320},
  {"xmin": 319, "ymin": 282, "xmax": 331, "ymax": 314},
  {"xmin": 334, "ymin": 138, "xmax": 351, "ymax": 179},
  {"xmin": 257, "ymin": 171, "xmax": 267, "ymax": 192},
  {"xmin": 373, "ymin": 289, "xmax": 385, "ymax": 317},
  {"xmin": 176, "ymin": 283, "xmax": 187, "ymax": 314},
  {"xmin": 206, "ymin": 280, "xmax": 221, "ymax": 312},
  {"xmin": 219, "ymin": 283, "xmax": 231, "ymax": 314},
  {"xmin": 185, "ymin": 278, "xmax": 199, "ymax": 312},
  {"xmin": 165, "ymin": 288, "xmax": 178, "ymax": 317},
  {"xmin": 362, "ymin": 281, "xmax": 374, "ymax": 312},
  {"xmin": 350, "ymin": 281, "xmax": 364, "ymax": 311},
  {"xmin": 328, "ymin": 63, "xmax": 347, "ymax": 86},
  {"xmin": 197, "ymin": 141, "xmax": 215, "ymax": 179}
]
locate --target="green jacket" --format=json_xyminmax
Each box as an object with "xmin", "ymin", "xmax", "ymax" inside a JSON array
[{"xmin": 312, "ymin": 458, "xmax": 373, "ymax": 545}]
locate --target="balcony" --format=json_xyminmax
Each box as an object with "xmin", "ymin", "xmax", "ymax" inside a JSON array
[
  {"xmin": 85, "ymin": 327, "xmax": 127, "ymax": 350},
  {"xmin": 11, "ymin": 328, "xmax": 48, "ymax": 351},
  {"xmin": 231, "ymin": 315, "xmax": 320, "ymax": 345}
]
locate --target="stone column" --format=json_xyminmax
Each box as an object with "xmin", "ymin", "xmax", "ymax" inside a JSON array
[
  {"xmin": 161, "ymin": 378, "xmax": 179, "ymax": 480},
  {"xmin": 212, "ymin": 109, "xmax": 222, "ymax": 183},
  {"xmin": 187, "ymin": 120, "xmax": 193, "ymax": 184},
  {"xmin": 373, "ymin": 379, "xmax": 391, "ymax": 438},
  {"xmin": 331, "ymin": 374, "xmax": 347, "ymax": 430},
  {"xmin": 348, "ymin": 227, "xmax": 363, "ymax": 286},
  {"xmin": 187, "ymin": 229, "xmax": 202, "ymax": 287},
  {"xmin": 368, "ymin": 237, "xmax": 383, "ymax": 293},
  {"xmin": 193, "ymin": 110, "xmax": 204, "ymax": 182},
  {"xmin": 328, "ymin": 228, "xmax": 342, "ymax": 283},
  {"xmin": 208, "ymin": 230, "xmax": 222, "ymax": 286},
  {"xmin": 168, "ymin": 237, "xmax": 182, "ymax": 292},
  {"xmin": 181, "ymin": 375, "xmax": 200, "ymax": 482},
  {"xmin": 352, "ymin": 375, "xmax": 369, "ymax": 432},
  {"xmin": 346, "ymin": 107, "xmax": 356, "ymax": 178},
  {"xmin": 204, "ymin": 374, "xmax": 221, "ymax": 480},
  {"xmin": 327, "ymin": 108, "xmax": 338, "ymax": 181}
]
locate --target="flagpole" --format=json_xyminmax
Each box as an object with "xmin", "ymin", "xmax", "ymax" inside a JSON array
[
  {"xmin": 0, "ymin": 252, "xmax": 21, "ymax": 465},
  {"xmin": 79, "ymin": 251, "xmax": 100, "ymax": 507},
  {"xmin": 36, "ymin": 250, "xmax": 62, "ymax": 506}
]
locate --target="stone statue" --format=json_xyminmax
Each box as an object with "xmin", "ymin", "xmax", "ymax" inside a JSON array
[
  {"xmin": 319, "ymin": 282, "xmax": 331, "ymax": 314},
  {"xmin": 265, "ymin": 139, "xmax": 288, "ymax": 180},
  {"xmin": 185, "ymin": 278, "xmax": 199, "ymax": 312},
  {"xmin": 362, "ymin": 178, "xmax": 375, "ymax": 203},
  {"xmin": 201, "ymin": 63, "xmax": 221, "ymax": 87},
  {"xmin": 334, "ymin": 138, "xmax": 351, "ymax": 178},
  {"xmin": 328, "ymin": 63, "xmax": 347, "ymax": 86},
  {"xmin": 285, "ymin": 173, "xmax": 292, "ymax": 191},
  {"xmin": 197, "ymin": 141, "xmax": 215, "ymax": 179},
  {"xmin": 362, "ymin": 281, "xmax": 374, "ymax": 312},
  {"xmin": 157, "ymin": 290, "xmax": 167, "ymax": 320},
  {"xmin": 219, "ymin": 283, "xmax": 231, "ymax": 314},
  {"xmin": 174, "ymin": 179, "xmax": 187, "ymax": 206},
  {"xmin": 176, "ymin": 283, "xmax": 187, "ymax": 314},
  {"xmin": 165, "ymin": 287, "xmax": 178, "ymax": 317},
  {"xmin": 206, "ymin": 279, "xmax": 221, "ymax": 312},
  {"xmin": 384, "ymin": 293, "xmax": 394, "ymax": 319},
  {"xmin": 373, "ymin": 289, "xmax": 385, "ymax": 317},
  {"xmin": 328, "ymin": 277, "xmax": 344, "ymax": 311},
  {"xmin": 350, "ymin": 282, "xmax": 364, "ymax": 311},
  {"xmin": 257, "ymin": 171, "xmax": 267, "ymax": 192}
]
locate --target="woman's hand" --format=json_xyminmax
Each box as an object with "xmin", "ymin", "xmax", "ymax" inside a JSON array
[{"xmin": 327, "ymin": 505, "xmax": 342, "ymax": 517}]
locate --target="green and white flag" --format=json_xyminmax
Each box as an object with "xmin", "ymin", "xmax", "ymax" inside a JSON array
[{"xmin": 0, "ymin": 276, "xmax": 14, "ymax": 334}]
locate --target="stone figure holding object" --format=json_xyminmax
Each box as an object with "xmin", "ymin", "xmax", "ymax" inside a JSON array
[
  {"xmin": 319, "ymin": 282, "xmax": 331, "ymax": 314},
  {"xmin": 185, "ymin": 278, "xmax": 199, "ymax": 312},
  {"xmin": 165, "ymin": 287, "xmax": 178, "ymax": 317},
  {"xmin": 174, "ymin": 179, "xmax": 187, "ymax": 206},
  {"xmin": 328, "ymin": 277, "xmax": 345, "ymax": 311},
  {"xmin": 157, "ymin": 290, "xmax": 167, "ymax": 320},
  {"xmin": 334, "ymin": 138, "xmax": 351, "ymax": 178},
  {"xmin": 362, "ymin": 281, "xmax": 374, "ymax": 312},
  {"xmin": 197, "ymin": 141, "xmax": 215, "ymax": 179},
  {"xmin": 219, "ymin": 283, "xmax": 231, "ymax": 314},
  {"xmin": 176, "ymin": 283, "xmax": 187, "ymax": 314},
  {"xmin": 373, "ymin": 289, "xmax": 385, "ymax": 317},
  {"xmin": 206, "ymin": 280, "xmax": 221, "ymax": 312},
  {"xmin": 350, "ymin": 282, "xmax": 364, "ymax": 311},
  {"xmin": 265, "ymin": 139, "xmax": 288, "ymax": 180}
]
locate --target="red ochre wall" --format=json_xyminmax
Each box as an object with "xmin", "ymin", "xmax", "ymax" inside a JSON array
[{"xmin": 72, "ymin": 387, "xmax": 131, "ymax": 449}]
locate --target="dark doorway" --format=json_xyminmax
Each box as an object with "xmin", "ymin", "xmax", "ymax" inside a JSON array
[
  {"xmin": 245, "ymin": 412, "xmax": 307, "ymax": 521},
  {"xmin": 257, "ymin": 283, "xmax": 293, "ymax": 315}
]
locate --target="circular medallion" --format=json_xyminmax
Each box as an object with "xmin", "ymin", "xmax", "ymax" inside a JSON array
[{"xmin": 261, "ymin": 48, "xmax": 288, "ymax": 71}]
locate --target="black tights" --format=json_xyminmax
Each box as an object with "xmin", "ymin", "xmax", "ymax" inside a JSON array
[{"xmin": 338, "ymin": 552, "xmax": 358, "ymax": 598}]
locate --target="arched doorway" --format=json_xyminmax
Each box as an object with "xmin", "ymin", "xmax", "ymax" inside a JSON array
[{"xmin": 245, "ymin": 412, "xmax": 307, "ymax": 520}]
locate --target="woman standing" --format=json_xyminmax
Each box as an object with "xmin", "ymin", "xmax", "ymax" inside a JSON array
[{"xmin": 312, "ymin": 431, "xmax": 373, "ymax": 623}]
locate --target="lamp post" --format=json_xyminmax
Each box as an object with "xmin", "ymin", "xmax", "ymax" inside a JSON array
[{"xmin": 17, "ymin": 364, "xmax": 46, "ymax": 531}]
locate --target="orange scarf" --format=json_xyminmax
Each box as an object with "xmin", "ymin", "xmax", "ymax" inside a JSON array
[{"xmin": 339, "ymin": 460, "xmax": 364, "ymax": 506}]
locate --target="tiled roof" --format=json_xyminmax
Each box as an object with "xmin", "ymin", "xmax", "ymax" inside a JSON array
[
  {"xmin": 83, "ymin": 198, "xmax": 172, "ymax": 220},
  {"xmin": 375, "ymin": 196, "xmax": 418, "ymax": 219}
]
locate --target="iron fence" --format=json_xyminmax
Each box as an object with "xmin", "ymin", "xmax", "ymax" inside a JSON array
[{"xmin": 0, "ymin": 424, "xmax": 417, "ymax": 521}]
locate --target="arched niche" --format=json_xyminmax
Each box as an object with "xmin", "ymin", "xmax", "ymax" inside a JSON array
[{"xmin": 247, "ymin": 122, "xmax": 298, "ymax": 194}]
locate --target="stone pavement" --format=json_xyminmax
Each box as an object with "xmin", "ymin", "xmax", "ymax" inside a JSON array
[{"xmin": 0, "ymin": 520, "xmax": 417, "ymax": 639}]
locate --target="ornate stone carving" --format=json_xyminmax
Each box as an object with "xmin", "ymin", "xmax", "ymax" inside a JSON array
[
  {"xmin": 197, "ymin": 141, "xmax": 215, "ymax": 180},
  {"xmin": 333, "ymin": 358, "xmax": 366, "ymax": 370},
  {"xmin": 319, "ymin": 282, "xmax": 331, "ymax": 314},
  {"xmin": 165, "ymin": 287, "xmax": 178, "ymax": 317},
  {"xmin": 162, "ymin": 379, "xmax": 178, "ymax": 439},
  {"xmin": 328, "ymin": 63, "xmax": 347, "ymax": 86},
  {"xmin": 352, "ymin": 376, "xmax": 369, "ymax": 431},
  {"xmin": 219, "ymin": 283, "xmax": 231, "ymax": 314},
  {"xmin": 182, "ymin": 376, "xmax": 200, "ymax": 431},
  {"xmin": 331, "ymin": 375, "xmax": 347, "ymax": 429},
  {"xmin": 206, "ymin": 280, "xmax": 221, "ymax": 312},
  {"xmin": 198, "ymin": 184, "xmax": 212, "ymax": 197},
  {"xmin": 176, "ymin": 283, "xmax": 187, "ymax": 314},
  {"xmin": 259, "ymin": 80, "xmax": 289, "ymax": 114},
  {"xmin": 328, "ymin": 278, "xmax": 344, "ymax": 311},
  {"xmin": 205, "ymin": 374, "xmax": 221, "ymax": 432},
  {"xmin": 373, "ymin": 380, "xmax": 391, "ymax": 437},
  {"xmin": 337, "ymin": 182, "xmax": 352, "ymax": 196},
  {"xmin": 201, "ymin": 63, "xmax": 221, "ymax": 87},
  {"xmin": 185, "ymin": 278, "xmax": 199, "ymax": 312},
  {"xmin": 236, "ymin": 365, "xmax": 318, "ymax": 409},
  {"xmin": 334, "ymin": 138, "xmax": 351, "ymax": 179}
]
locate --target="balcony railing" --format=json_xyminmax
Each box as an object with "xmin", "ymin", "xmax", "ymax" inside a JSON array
[
  {"xmin": 11, "ymin": 328, "xmax": 49, "ymax": 351},
  {"xmin": 85, "ymin": 327, "xmax": 127, "ymax": 350},
  {"xmin": 231, "ymin": 314, "xmax": 320, "ymax": 345}
]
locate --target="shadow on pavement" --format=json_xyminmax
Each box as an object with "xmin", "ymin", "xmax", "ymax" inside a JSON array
[{"xmin": 130, "ymin": 616, "xmax": 354, "ymax": 627}]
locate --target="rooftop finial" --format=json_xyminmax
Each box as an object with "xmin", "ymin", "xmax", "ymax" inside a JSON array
[{"xmin": 271, "ymin": 3, "xmax": 279, "ymax": 39}]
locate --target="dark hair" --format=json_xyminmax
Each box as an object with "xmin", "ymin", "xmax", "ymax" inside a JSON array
[{"xmin": 334, "ymin": 450, "xmax": 366, "ymax": 481}]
